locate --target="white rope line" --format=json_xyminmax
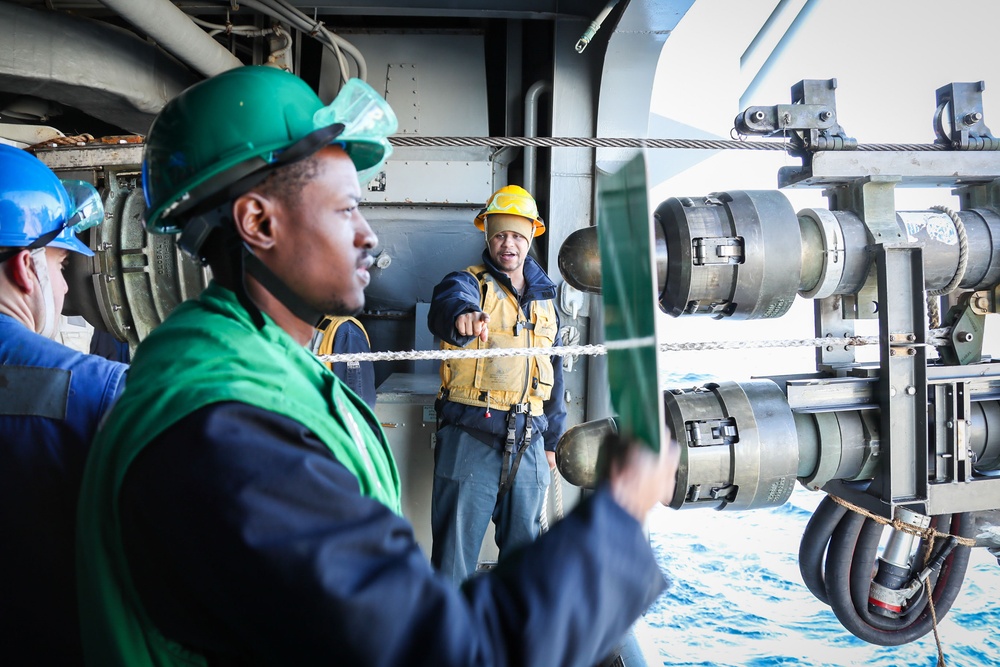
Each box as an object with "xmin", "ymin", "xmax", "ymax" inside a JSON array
[
  {"xmin": 318, "ymin": 330, "xmax": 951, "ymax": 363},
  {"xmin": 552, "ymin": 467, "xmax": 564, "ymax": 520},
  {"xmin": 539, "ymin": 469, "xmax": 565, "ymax": 534},
  {"xmin": 540, "ymin": 487, "xmax": 550, "ymax": 533},
  {"xmin": 319, "ymin": 337, "xmax": 650, "ymax": 363},
  {"xmin": 926, "ymin": 204, "xmax": 970, "ymax": 330}
]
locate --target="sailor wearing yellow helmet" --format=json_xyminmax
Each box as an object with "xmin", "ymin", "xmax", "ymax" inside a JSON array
[{"xmin": 427, "ymin": 184, "xmax": 566, "ymax": 583}]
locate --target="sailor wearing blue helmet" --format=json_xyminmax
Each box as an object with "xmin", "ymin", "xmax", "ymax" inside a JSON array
[{"xmin": 0, "ymin": 143, "xmax": 127, "ymax": 665}]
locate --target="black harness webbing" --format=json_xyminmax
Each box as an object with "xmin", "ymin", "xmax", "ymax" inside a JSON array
[
  {"xmin": 474, "ymin": 268, "xmax": 537, "ymax": 502},
  {"xmin": 241, "ymin": 245, "xmax": 324, "ymax": 328},
  {"xmin": 498, "ymin": 403, "xmax": 532, "ymax": 503}
]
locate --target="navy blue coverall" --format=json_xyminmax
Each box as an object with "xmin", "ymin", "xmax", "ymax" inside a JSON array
[
  {"xmin": 427, "ymin": 250, "xmax": 567, "ymax": 582},
  {"xmin": 0, "ymin": 314, "xmax": 127, "ymax": 665},
  {"xmin": 119, "ymin": 402, "xmax": 668, "ymax": 666}
]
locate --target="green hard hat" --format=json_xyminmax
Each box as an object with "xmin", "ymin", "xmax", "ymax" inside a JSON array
[{"xmin": 142, "ymin": 65, "xmax": 395, "ymax": 234}]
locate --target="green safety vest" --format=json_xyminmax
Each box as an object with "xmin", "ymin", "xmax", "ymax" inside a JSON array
[{"xmin": 76, "ymin": 282, "xmax": 401, "ymax": 667}]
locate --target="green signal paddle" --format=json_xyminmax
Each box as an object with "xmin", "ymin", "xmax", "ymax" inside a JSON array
[{"xmin": 596, "ymin": 153, "xmax": 664, "ymax": 453}]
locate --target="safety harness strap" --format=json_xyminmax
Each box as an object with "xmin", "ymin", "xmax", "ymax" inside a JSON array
[
  {"xmin": 498, "ymin": 403, "xmax": 532, "ymax": 503},
  {"xmin": 241, "ymin": 245, "xmax": 325, "ymax": 328}
]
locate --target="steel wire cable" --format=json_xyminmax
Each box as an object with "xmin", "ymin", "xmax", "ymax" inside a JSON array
[{"xmin": 387, "ymin": 136, "xmax": 954, "ymax": 151}]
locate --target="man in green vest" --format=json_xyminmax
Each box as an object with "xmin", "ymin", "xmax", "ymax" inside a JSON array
[{"xmin": 76, "ymin": 66, "xmax": 680, "ymax": 667}]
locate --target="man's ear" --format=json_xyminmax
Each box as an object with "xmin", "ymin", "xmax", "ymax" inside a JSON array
[
  {"xmin": 6, "ymin": 249, "xmax": 37, "ymax": 294},
  {"xmin": 232, "ymin": 192, "xmax": 277, "ymax": 252}
]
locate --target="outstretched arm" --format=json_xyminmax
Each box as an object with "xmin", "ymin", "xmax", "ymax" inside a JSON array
[
  {"xmin": 120, "ymin": 402, "xmax": 671, "ymax": 667},
  {"xmin": 427, "ymin": 271, "xmax": 486, "ymax": 347}
]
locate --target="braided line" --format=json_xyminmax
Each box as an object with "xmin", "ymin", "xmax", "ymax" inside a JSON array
[
  {"xmin": 928, "ymin": 205, "xmax": 970, "ymax": 297},
  {"xmin": 826, "ymin": 494, "xmax": 975, "ymax": 547},
  {"xmin": 317, "ymin": 330, "xmax": 953, "ymax": 364},
  {"xmin": 925, "ymin": 205, "xmax": 970, "ymax": 329}
]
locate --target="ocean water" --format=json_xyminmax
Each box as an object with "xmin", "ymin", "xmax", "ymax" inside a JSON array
[{"xmin": 645, "ymin": 489, "xmax": 1000, "ymax": 667}]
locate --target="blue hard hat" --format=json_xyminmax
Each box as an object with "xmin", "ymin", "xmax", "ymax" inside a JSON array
[{"xmin": 0, "ymin": 144, "xmax": 102, "ymax": 259}]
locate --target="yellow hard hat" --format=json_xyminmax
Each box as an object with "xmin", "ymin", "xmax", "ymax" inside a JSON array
[{"xmin": 474, "ymin": 185, "xmax": 545, "ymax": 237}]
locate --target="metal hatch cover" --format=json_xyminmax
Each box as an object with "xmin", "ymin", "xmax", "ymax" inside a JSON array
[{"xmin": 596, "ymin": 153, "xmax": 665, "ymax": 452}]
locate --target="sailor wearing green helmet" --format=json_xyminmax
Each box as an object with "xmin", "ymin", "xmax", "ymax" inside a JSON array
[{"xmin": 76, "ymin": 65, "xmax": 680, "ymax": 667}]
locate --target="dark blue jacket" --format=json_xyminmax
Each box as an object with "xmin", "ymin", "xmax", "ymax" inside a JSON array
[
  {"xmin": 427, "ymin": 251, "xmax": 566, "ymax": 451},
  {"xmin": 0, "ymin": 314, "xmax": 127, "ymax": 665},
  {"xmin": 120, "ymin": 402, "xmax": 666, "ymax": 666},
  {"xmin": 329, "ymin": 319, "xmax": 376, "ymax": 409}
]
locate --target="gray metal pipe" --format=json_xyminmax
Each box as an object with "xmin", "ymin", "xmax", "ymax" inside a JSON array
[
  {"xmin": 97, "ymin": 0, "xmax": 243, "ymax": 78},
  {"xmin": 523, "ymin": 80, "xmax": 550, "ymax": 196},
  {"xmin": 0, "ymin": 3, "xmax": 198, "ymax": 134}
]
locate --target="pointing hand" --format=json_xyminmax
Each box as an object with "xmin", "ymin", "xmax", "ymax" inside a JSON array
[{"xmin": 456, "ymin": 312, "xmax": 490, "ymax": 343}]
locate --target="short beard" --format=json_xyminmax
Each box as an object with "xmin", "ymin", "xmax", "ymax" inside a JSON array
[{"xmin": 316, "ymin": 296, "xmax": 362, "ymax": 318}]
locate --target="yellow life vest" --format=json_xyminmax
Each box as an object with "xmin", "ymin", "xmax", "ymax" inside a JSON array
[
  {"xmin": 439, "ymin": 265, "xmax": 558, "ymax": 414},
  {"xmin": 315, "ymin": 316, "xmax": 369, "ymax": 371}
]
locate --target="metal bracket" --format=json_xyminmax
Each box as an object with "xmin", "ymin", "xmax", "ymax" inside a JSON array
[
  {"xmin": 692, "ymin": 236, "xmax": 744, "ymax": 265},
  {"xmin": 934, "ymin": 81, "xmax": 1000, "ymax": 150},
  {"xmin": 939, "ymin": 294, "xmax": 988, "ymax": 365},
  {"xmin": 734, "ymin": 78, "xmax": 857, "ymax": 155},
  {"xmin": 736, "ymin": 103, "xmax": 836, "ymax": 135},
  {"xmin": 685, "ymin": 417, "xmax": 738, "ymax": 447}
]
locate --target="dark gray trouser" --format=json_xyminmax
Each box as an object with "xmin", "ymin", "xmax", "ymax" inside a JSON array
[{"xmin": 430, "ymin": 424, "xmax": 551, "ymax": 584}]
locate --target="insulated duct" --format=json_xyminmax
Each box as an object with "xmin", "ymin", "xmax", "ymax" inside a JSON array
[
  {"xmin": 0, "ymin": 3, "xmax": 198, "ymax": 134},
  {"xmin": 97, "ymin": 0, "xmax": 243, "ymax": 78}
]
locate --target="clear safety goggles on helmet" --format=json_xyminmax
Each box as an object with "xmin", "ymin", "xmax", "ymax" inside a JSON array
[
  {"xmin": 0, "ymin": 179, "xmax": 103, "ymax": 264},
  {"xmin": 61, "ymin": 180, "xmax": 105, "ymax": 233},
  {"xmin": 313, "ymin": 78, "xmax": 398, "ymax": 184},
  {"xmin": 246, "ymin": 79, "xmax": 396, "ymax": 190},
  {"xmin": 481, "ymin": 191, "xmax": 540, "ymax": 220},
  {"xmin": 159, "ymin": 78, "xmax": 397, "ymax": 237},
  {"xmin": 247, "ymin": 77, "xmax": 397, "ymax": 189}
]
